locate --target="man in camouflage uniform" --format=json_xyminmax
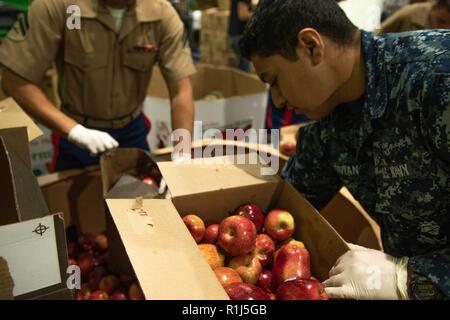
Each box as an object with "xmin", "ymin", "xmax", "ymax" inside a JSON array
[{"xmin": 240, "ymin": 0, "xmax": 449, "ymax": 299}]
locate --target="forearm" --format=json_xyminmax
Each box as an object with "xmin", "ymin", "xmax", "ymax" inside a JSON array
[
  {"xmin": 168, "ymin": 77, "xmax": 194, "ymax": 141},
  {"xmin": 2, "ymin": 69, "xmax": 77, "ymax": 136}
]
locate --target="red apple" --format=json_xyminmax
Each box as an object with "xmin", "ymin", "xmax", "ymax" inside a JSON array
[
  {"xmin": 268, "ymin": 292, "xmax": 276, "ymax": 300},
  {"xmin": 128, "ymin": 282, "xmax": 145, "ymax": 300},
  {"xmin": 77, "ymin": 252, "xmax": 97, "ymax": 280},
  {"xmin": 235, "ymin": 204, "xmax": 264, "ymax": 232},
  {"xmin": 263, "ymin": 209, "xmax": 295, "ymax": 241},
  {"xmin": 272, "ymin": 240, "xmax": 311, "ymax": 289},
  {"xmin": 67, "ymin": 242, "xmax": 78, "ymax": 258},
  {"xmin": 68, "ymin": 258, "xmax": 77, "ymax": 266},
  {"xmin": 109, "ymin": 292, "xmax": 128, "ymax": 300},
  {"xmin": 78, "ymin": 234, "xmax": 96, "ymax": 252},
  {"xmin": 280, "ymin": 141, "xmax": 296, "ymax": 156},
  {"xmin": 99, "ymin": 275, "xmax": 120, "ymax": 294},
  {"xmin": 254, "ymin": 234, "xmax": 275, "ymax": 267},
  {"xmin": 182, "ymin": 214, "xmax": 205, "ymax": 243},
  {"xmin": 198, "ymin": 244, "xmax": 225, "ymax": 270},
  {"xmin": 228, "ymin": 254, "xmax": 262, "ymax": 285},
  {"xmin": 89, "ymin": 290, "xmax": 109, "ymax": 300},
  {"xmin": 225, "ymin": 283, "xmax": 271, "ymax": 300},
  {"xmin": 95, "ymin": 234, "xmax": 108, "ymax": 251},
  {"xmin": 257, "ymin": 269, "xmax": 275, "ymax": 293},
  {"xmin": 79, "ymin": 282, "xmax": 91, "ymax": 299},
  {"xmin": 203, "ymin": 224, "xmax": 220, "ymax": 244},
  {"xmin": 88, "ymin": 266, "xmax": 107, "ymax": 290},
  {"xmin": 142, "ymin": 176, "xmax": 158, "ymax": 187},
  {"xmin": 149, "ymin": 165, "xmax": 162, "ymax": 182},
  {"xmin": 276, "ymin": 279, "xmax": 327, "ymax": 300},
  {"xmin": 119, "ymin": 274, "xmax": 134, "ymax": 288},
  {"xmin": 214, "ymin": 267, "xmax": 243, "ymax": 288},
  {"xmin": 218, "ymin": 216, "xmax": 257, "ymax": 256}
]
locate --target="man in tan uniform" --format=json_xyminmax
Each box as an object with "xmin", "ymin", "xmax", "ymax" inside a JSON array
[
  {"xmin": 380, "ymin": 0, "xmax": 450, "ymax": 33},
  {"xmin": 0, "ymin": 0, "xmax": 196, "ymax": 171}
]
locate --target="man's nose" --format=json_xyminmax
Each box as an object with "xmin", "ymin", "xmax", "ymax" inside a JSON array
[{"xmin": 271, "ymin": 88, "xmax": 287, "ymax": 109}]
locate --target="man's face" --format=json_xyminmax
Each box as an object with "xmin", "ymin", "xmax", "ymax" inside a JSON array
[
  {"xmin": 103, "ymin": 0, "xmax": 136, "ymax": 8},
  {"xmin": 430, "ymin": 6, "xmax": 450, "ymax": 29},
  {"xmin": 252, "ymin": 44, "xmax": 342, "ymax": 120}
]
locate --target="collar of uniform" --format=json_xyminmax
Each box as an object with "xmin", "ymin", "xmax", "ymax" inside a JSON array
[{"xmin": 76, "ymin": 0, "xmax": 162, "ymax": 22}]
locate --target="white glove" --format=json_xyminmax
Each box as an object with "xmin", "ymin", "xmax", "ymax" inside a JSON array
[
  {"xmin": 323, "ymin": 243, "xmax": 409, "ymax": 300},
  {"xmin": 68, "ymin": 124, "xmax": 119, "ymax": 155}
]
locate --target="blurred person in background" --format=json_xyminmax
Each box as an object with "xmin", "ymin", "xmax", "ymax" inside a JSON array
[
  {"xmin": 380, "ymin": 0, "xmax": 450, "ymax": 32},
  {"xmin": 229, "ymin": 0, "xmax": 253, "ymax": 72}
]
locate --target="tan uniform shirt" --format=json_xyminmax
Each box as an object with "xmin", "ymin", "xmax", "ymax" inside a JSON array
[
  {"xmin": 380, "ymin": 2, "xmax": 433, "ymax": 33},
  {"xmin": 0, "ymin": 0, "xmax": 196, "ymax": 128}
]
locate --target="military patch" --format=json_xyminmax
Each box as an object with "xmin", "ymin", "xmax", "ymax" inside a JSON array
[{"xmin": 7, "ymin": 12, "xmax": 29, "ymax": 41}]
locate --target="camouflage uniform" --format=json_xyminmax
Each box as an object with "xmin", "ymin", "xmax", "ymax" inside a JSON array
[{"xmin": 281, "ymin": 30, "xmax": 450, "ymax": 298}]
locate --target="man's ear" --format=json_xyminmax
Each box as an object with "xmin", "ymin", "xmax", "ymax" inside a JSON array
[{"xmin": 296, "ymin": 28, "xmax": 325, "ymax": 66}]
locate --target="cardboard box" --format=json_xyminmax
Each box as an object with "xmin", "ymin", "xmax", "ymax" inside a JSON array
[
  {"xmin": 215, "ymin": 10, "xmax": 230, "ymax": 32},
  {"xmin": 200, "ymin": 45, "xmax": 213, "ymax": 64},
  {"xmin": 0, "ymin": 102, "xmax": 71, "ymax": 299},
  {"xmin": 212, "ymin": 32, "xmax": 230, "ymax": 51},
  {"xmin": 201, "ymin": 8, "xmax": 218, "ymax": 30},
  {"xmin": 321, "ymin": 187, "xmax": 382, "ymax": 251},
  {"xmin": 144, "ymin": 64, "xmax": 268, "ymax": 150},
  {"xmin": 218, "ymin": 0, "xmax": 231, "ymax": 11},
  {"xmin": 38, "ymin": 166, "xmax": 106, "ymax": 236},
  {"xmin": 152, "ymin": 138, "xmax": 289, "ymax": 175},
  {"xmin": 99, "ymin": 147, "xmax": 159, "ymax": 198},
  {"xmin": 104, "ymin": 158, "xmax": 349, "ymax": 299},
  {"xmin": 200, "ymin": 29, "xmax": 215, "ymax": 45}
]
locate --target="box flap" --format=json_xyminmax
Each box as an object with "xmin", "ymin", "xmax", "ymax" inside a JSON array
[
  {"xmin": 106, "ymin": 198, "xmax": 228, "ymax": 300},
  {"xmin": 0, "ymin": 137, "xmax": 50, "ymax": 226},
  {"xmin": 0, "ymin": 97, "xmax": 43, "ymax": 141},
  {"xmin": 276, "ymin": 182, "xmax": 350, "ymax": 281},
  {"xmin": 158, "ymin": 155, "xmax": 279, "ymax": 198}
]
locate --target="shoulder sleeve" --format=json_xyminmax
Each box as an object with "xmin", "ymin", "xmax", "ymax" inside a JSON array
[
  {"xmin": 157, "ymin": 2, "xmax": 196, "ymax": 83},
  {"xmin": 0, "ymin": 0, "xmax": 65, "ymax": 83},
  {"xmin": 281, "ymin": 122, "xmax": 343, "ymax": 211}
]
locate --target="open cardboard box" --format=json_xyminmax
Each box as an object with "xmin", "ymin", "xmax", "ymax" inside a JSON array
[
  {"xmin": 38, "ymin": 166, "xmax": 106, "ymax": 236},
  {"xmin": 0, "ymin": 99, "xmax": 71, "ymax": 299},
  {"xmin": 144, "ymin": 64, "xmax": 268, "ymax": 150},
  {"xmin": 152, "ymin": 138, "xmax": 289, "ymax": 175},
  {"xmin": 105, "ymin": 157, "xmax": 349, "ymax": 299}
]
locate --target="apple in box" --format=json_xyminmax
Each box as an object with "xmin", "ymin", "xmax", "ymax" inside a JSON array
[
  {"xmin": 264, "ymin": 209, "xmax": 295, "ymax": 241},
  {"xmin": 235, "ymin": 203, "xmax": 264, "ymax": 232},
  {"xmin": 218, "ymin": 216, "xmax": 256, "ymax": 256},
  {"xmin": 203, "ymin": 224, "xmax": 220, "ymax": 244},
  {"xmin": 272, "ymin": 240, "xmax": 311, "ymax": 288},
  {"xmin": 254, "ymin": 234, "xmax": 275, "ymax": 267},
  {"xmin": 198, "ymin": 244, "xmax": 225, "ymax": 270},
  {"xmin": 214, "ymin": 267, "xmax": 243, "ymax": 288},
  {"xmin": 225, "ymin": 283, "xmax": 271, "ymax": 300},
  {"xmin": 228, "ymin": 254, "xmax": 262, "ymax": 285},
  {"xmin": 182, "ymin": 214, "xmax": 205, "ymax": 243},
  {"xmin": 276, "ymin": 279, "xmax": 328, "ymax": 300},
  {"xmin": 257, "ymin": 269, "xmax": 275, "ymax": 293}
]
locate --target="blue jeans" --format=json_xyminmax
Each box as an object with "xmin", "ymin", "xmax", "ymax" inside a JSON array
[
  {"xmin": 230, "ymin": 35, "xmax": 252, "ymax": 73},
  {"xmin": 52, "ymin": 114, "xmax": 150, "ymax": 171}
]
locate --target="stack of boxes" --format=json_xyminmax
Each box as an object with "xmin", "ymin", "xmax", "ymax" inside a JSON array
[{"xmin": 200, "ymin": 1, "xmax": 236, "ymax": 67}]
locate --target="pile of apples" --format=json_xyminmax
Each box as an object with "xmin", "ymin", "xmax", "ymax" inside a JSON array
[
  {"xmin": 183, "ymin": 204, "xmax": 328, "ymax": 300},
  {"xmin": 67, "ymin": 227, "xmax": 145, "ymax": 300}
]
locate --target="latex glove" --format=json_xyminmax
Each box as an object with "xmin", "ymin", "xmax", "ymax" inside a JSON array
[
  {"xmin": 323, "ymin": 244, "xmax": 409, "ymax": 300},
  {"xmin": 68, "ymin": 124, "xmax": 119, "ymax": 155}
]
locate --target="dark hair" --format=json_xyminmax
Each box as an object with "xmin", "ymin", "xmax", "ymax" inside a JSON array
[
  {"xmin": 239, "ymin": 0, "xmax": 358, "ymax": 61},
  {"xmin": 436, "ymin": 0, "xmax": 450, "ymax": 10}
]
